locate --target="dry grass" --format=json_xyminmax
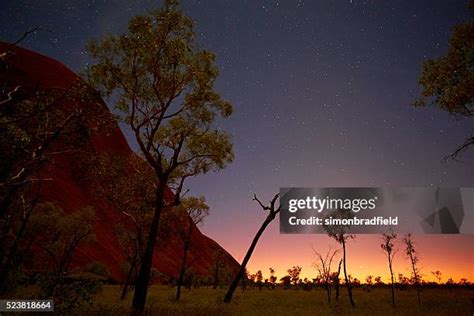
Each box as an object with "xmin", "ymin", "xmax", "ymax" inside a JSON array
[{"xmin": 90, "ymin": 285, "xmax": 474, "ymax": 315}]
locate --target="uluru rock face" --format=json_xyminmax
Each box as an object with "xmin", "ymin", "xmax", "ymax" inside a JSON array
[{"xmin": 0, "ymin": 42, "xmax": 239, "ymax": 282}]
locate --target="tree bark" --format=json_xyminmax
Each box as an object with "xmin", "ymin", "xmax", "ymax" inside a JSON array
[
  {"xmin": 121, "ymin": 254, "xmax": 138, "ymax": 300},
  {"xmin": 335, "ymin": 259, "xmax": 342, "ymax": 301},
  {"xmin": 0, "ymin": 189, "xmax": 40, "ymax": 289},
  {"xmin": 131, "ymin": 182, "xmax": 166, "ymax": 315},
  {"xmin": 213, "ymin": 263, "xmax": 220, "ymax": 289},
  {"xmin": 176, "ymin": 221, "xmax": 193, "ymax": 300},
  {"xmin": 223, "ymin": 215, "xmax": 274, "ymax": 303},
  {"xmin": 409, "ymin": 252, "xmax": 421, "ymax": 305},
  {"xmin": 325, "ymin": 282, "xmax": 331, "ymax": 303},
  {"xmin": 342, "ymin": 239, "xmax": 355, "ymax": 307},
  {"xmin": 389, "ymin": 258, "xmax": 396, "ymax": 307}
]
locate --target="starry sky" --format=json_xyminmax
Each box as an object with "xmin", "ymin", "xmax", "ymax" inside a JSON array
[{"xmin": 1, "ymin": 0, "xmax": 473, "ymax": 281}]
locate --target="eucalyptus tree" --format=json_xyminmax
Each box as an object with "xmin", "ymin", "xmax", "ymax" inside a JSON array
[{"xmin": 86, "ymin": 0, "xmax": 233, "ymax": 312}]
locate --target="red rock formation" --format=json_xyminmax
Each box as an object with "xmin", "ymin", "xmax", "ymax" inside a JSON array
[{"xmin": 0, "ymin": 42, "xmax": 239, "ymax": 282}]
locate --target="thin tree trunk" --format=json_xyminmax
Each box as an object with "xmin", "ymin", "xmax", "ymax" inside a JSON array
[
  {"xmin": 335, "ymin": 259, "xmax": 342, "ymax": 301},
  {"xmin": 325, "ymin": 282, "xmax": 331, "ymax": 303},
  {"xmin": 121, "ymin": 254, "xmax": 138, "ymax": 300},
  {"xmin": 0, "ymin": 186, "xmax": 18, "ymax": 217},
  {"xmin": 0, "ymin": 190, "xmax": 39, "ymax": 289},
  {"xmin": 389, "ymin": 259, "xmax": 395, "ymax": 307},
  {"xmin": 224, "ymin": 193, "xmax": 279, "ymax": 303},
  {"xmin": 213, "ymin": 264, "xmax": 220, "ymax": 289},
  {"xmin": 342, "ymin": 239, "xmax": 355, "ymax": 307},
  {"xmin": 131, "ymin": 184, "xmax": 166, "ymax": 315},
  {"xmin": 408, "ymin": 252, "xmax": 421, "ymax": 305},
  {"xmin": 176, "ymin": 222, "xmax": 193, "ymax": 300},
  {"xmin": 224, "ymin": 215, "xmax": 273, "ymax": 303}
]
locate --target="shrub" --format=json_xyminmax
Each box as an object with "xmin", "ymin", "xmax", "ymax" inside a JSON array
[{"xmin": 83, "ymin": 261, "xmax": 111, "ymax": 279}]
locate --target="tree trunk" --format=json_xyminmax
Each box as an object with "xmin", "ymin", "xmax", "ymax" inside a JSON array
[
  {"xmin": 325, "ymin": 282, "xmax": 331, "ymax": 303},
  {"xmin": 176, "ymin": 222, "xmax": 193, "ymax": 300},
  {"xmin": 0, "ymin": 186, "xmax": 18, "ymax": 217},
  {"xmin": 213, "ymin": 262, "xmax": 220, "ymax": 289},
  {"xmin": 389, "ymin": 259, "xmax": 395, "ymax": 307},
  {"xmin": 415, "ymin": 279, "xmax": 421, "ymax": 305},
  {"xmin": 224, "ymin": 214, "xmax": 274, "ymax": 303},
  {"xmin": 335, "ymin": 259, "xmax": 342, "ymax": 301},
  {"xmin": 342, "ymin": 239, "xmax": 355, "ymax": 307},
  {"xmin": 408, "ymin": 252, "xmax": 421, "ymax": 305},
  {"xmin": 131, "ymin": 183, "xmax": 166, "ymax": 315},
  {"xmin": 121, "ymin": 254, "xmax": 138, "ymax": 300},
  {"xmin": 0, "ymin": 194, "xmax": 37, "ymax": 289}
]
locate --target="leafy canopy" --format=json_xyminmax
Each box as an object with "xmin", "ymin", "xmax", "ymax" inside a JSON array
[{"xmin": 86, "ymin": 0, "xmax": 233, "ymax": 186}]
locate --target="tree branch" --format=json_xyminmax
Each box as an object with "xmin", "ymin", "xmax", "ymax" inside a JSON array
[{"xmin": 443, "ymin": 136, "xmax": 474, "ymax": 162}]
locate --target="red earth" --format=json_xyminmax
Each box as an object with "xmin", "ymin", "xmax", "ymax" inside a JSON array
[{"xmin": 0, "ymin": 42, "xmax": 239, "ymax": 282}]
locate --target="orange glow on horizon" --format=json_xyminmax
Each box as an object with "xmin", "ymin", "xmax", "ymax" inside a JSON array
[{"xmin": 206, "ymin": 222, "xmax": 474, "ymax": 284}]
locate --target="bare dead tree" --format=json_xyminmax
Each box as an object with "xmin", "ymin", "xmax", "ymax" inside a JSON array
[
  {"xmin": 313, "ymin": 246, "xmax": 338, "ymax": 304},
  {"xmin": 223, "ymin": 193, "xmax": 280, "ymax": 303}
]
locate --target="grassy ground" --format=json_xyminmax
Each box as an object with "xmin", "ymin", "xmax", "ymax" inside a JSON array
[{"xmin": 91, "ymin": 285, "xmax": 474, "ymax": 315}]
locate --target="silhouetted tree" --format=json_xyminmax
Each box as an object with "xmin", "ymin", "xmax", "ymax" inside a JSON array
[
  {"xmin": 323, "ymin": 210, "xmax": 355, "ymax": 307},
  {"xmin": 280, "ymin": 275, "xmax": 291, "ymax": 289},
  {"xmin": 86, "ymin": 1, "xmax": 233, "ymax": 313},
  {"xmin": 446, "ymin": 277, "xmax": 455, "ymax": 293},
  {"xmin": 313, "ymin": 247, "xmax": 338, "ymax": 303},
  {"xmin": 398, "ymin": 273, "xmax": 410, "ymax": 290},
  {"xmin": 374, "ymin": 276, "xmax": 383, "ymax": 286},
  {"xmin": 414, "ymin": 1, "xmax": 474, "ymax": 160},
  {"xmin": 240, "ymin": 269, "xmax": 249, "ymax": 290},
  {"xmin": 255, "ymin": 270, "xmax": 263, "ymax": 291},
  {"xmin": 287, "ymin": 266, "xmax": 302, "ymax": 287},
  {"xmin": 224, "ymin": 193, "xmax": 280, "ymax": 303},
  {"xmin": 332, "ymin": 259, "xmax": 342, "ymax": 301},
  {"xmin": 365, "ymin": 275, "xmax": 373, "ymax": 292},
  {"xmin": 404, "ymin": 234, "xmax": 421, "ymax": 305},
  {"xmin": 431, "ymin": 270, "xmax": 442, "ymax": 285},
  {"xmin": 211, "ymin": 249, "xmax": 225, "ymax": 290},
  {"xmin": 269, "ymin": 268, "xmax": 277, "ymax": 289},
  {"xmin": 381, "ymin": 232, "xmax": 397, "ymax": 307},
  {"xmin": 352, "ymin": 277, "xmax": 361, "ymax": 287}
]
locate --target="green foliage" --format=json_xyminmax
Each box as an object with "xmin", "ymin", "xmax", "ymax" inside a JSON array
[
  {"xmin": 85, "ymin": 0, "xmax": 233, "ymax": 185},
  {"xmin": 175, "ymin": 195, "xmax": 209, "ymax": 225},
  {"xmin": 323, "ymin": 209, "xmax": 355, "ymax": 243},
  {"xmin": 36, "ymin": 273, "xmax": 102, "ymax": 314},
  {"xmin": 415, "ymin": 21, "xmax": 474, "ymax": 116},
  {"xmin": 287, "ymin": 266, "xmax": 302, "ymax": 285},
  {"xmin": 86, "ymin": 2, "xmax": 233, "ymax": 309},
  {"xmin": 414, "ymin": 3, "xmax": 473, "ymax": 159},
  {"xmin": 0, "ymin": 82, "xmax": 98, "ymax": 191},
  {"xmin": 83, "ymin": 261, "xmax": 111, "ymax": 280},
  {"xmin": 29, "ymin": 203, "xmax": 96, "ymax": 274}
]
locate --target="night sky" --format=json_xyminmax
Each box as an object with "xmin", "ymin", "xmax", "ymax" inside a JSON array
[{"xmin": 1, "ymin": 0, "xmax": 473, "ymax": 280}]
